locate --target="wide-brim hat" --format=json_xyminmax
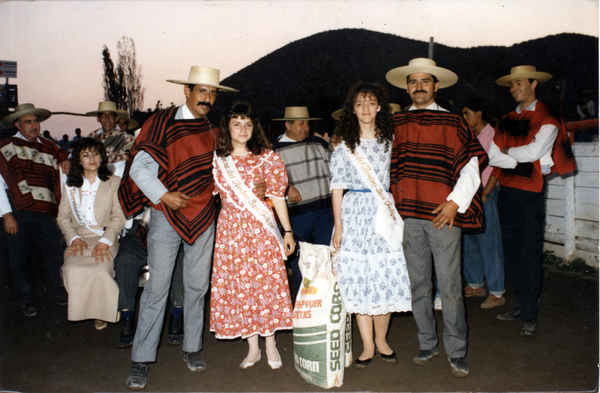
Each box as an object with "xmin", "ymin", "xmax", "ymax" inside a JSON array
[
  {"xmin": 86, "ymin": 101, "xmax": 119, "ymax": 117},
  {"xmin": 495, "ymin": 65, "xmax": 553, "ymax": 87},
  {"xmin": 166, "ymin": 66, "xmax": 238, "ymax": 92},
  {"xmin": 272, "ymin": 106, "xmax": 321, "ymax": 121},
  {"xmin": 386, "ymin": 58, "xmax": 458, "ymax": 89},
  {"xmin": 331, "ymin": 103, "xmax": 402, "ymax": 121},
  {"xmin": 2, "ymin": 103, "xmax": 51, "ymax": 127},
  {"xmin": 117, "ymin": 110, "xmax": 139, "ymax": 130}
]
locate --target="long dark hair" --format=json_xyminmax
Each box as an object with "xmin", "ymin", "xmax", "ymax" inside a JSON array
[
  {"xmin": 216, "ymin": 101, "xmax": 271, "ymax": 157},
  {"xmin": 66, "ymin": 138, "xmax": 112, "ymax": 187},
  {"xmin": 338, "ymin": 82, "xmax": 394, "ymax": 153}
]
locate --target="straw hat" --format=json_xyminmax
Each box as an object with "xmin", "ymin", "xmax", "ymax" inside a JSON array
[
  {"xmin": 331, "ymin": 103, "xmax": 402, "ymax": 121},
  {"xmin": 386, "ymin": 58, "xmax": 458, "ymax": 89},
  {"xmin": 86, "ymin": 101, "xmax": 119, "ymax": 117},
  {"xmin": 166, "ymin": 66, "xmax": 238, "ymax": 92},
  {"xmin": 495, "ymin": 65, "xmax": 552, "ymax": 87},
  {"xmin": 2, "ymin": 103, "xmax": 52, "ymax": 127},
  {"xmin": 117, "ymin": 110, "xmax": 139, "ymax": 130},
  {"xmin": 272, "ymin": 107, "xmax": 321, "ymax": 121}
]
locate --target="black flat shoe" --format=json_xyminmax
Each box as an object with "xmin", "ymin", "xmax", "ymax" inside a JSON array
[
  {"xmin": 378, "ymin": 350, "xmax": 397, "ymax": 363},
  {"xmin": 354, "ymin": 352, "xmax": 377, "ymax": 369}
]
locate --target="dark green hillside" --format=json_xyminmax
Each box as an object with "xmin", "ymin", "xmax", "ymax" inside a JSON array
[{"xmin": 207, "ymin": 29, "xmax": 597, "ymax": 138}]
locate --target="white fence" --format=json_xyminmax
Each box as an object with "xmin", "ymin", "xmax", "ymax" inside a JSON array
[{"xmin": 544, "ymin": 142, "xmax": 599, "ymax": 267}]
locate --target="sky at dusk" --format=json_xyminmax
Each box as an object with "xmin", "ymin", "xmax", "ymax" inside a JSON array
[{"xmin": 1, "ymin": 0, "xmax": 598, "ymax": 138}]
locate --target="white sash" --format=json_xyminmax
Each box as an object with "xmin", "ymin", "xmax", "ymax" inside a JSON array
[
  {"xmin": 346, "ymin": 144, "xmax": 404, "ymax": 251},
  {"xmin": 216, "ymin": 154, "xmax": 286, "ymax": 259},
  {"xmin": 65, "ymin": 184, "xmax": 105, "ymax": 237}
]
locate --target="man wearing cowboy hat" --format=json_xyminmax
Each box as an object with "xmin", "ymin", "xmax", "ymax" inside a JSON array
[
  {"xmin": 386, "ymin": 58, "xmax": 487, "ymax": 377},
  {"xmin": 118, "ymin": 66, "xmax": 237, "ymax": 389},
  {"xmin": 117, "ymin": 112, "xmax": 140, "ymax": 136},
  {"xmin": 272, "ymin": 107, "xmax": 333, "ymax": 296},
  {"xmin": 87, "ymin": 101, "xmax": 135, "ymax": 177},
  {"xmin": 0, "ymin": 103, "xmax": 70, "ymax": 316},
  {"xmin": 489, "ymin": 66, "xmax": 576, "ymax": 337}
]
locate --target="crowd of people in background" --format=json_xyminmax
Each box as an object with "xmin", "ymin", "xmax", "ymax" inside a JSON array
[{"xmin": 0, "ymin": 59, "xmax": 579, "ymax": 390}]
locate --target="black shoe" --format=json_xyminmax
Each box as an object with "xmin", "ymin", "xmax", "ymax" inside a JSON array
[
  {"xmin": 376, "ymin": 349, "xmax": 397, "ymax": 363},
  {"xmin": 126, "ymin": 362, "xmax": 148, "ymax": 389},
  {"xmin": 354, "ymin": 352, "xmax": 377, "ymax": 369},
  {"xmin": 448, "ymin": 357, "xmax": 469, "ymax": 377},
  {"xmin": 413, "ymin": 348, "xmax": 439, "ymax": 365},
  {"xmin": 21, "ymin": 303, "xmax": 38, "ymax": 317},
  {"xmin": 520, "ymin": 321, "xmax": 537, "ymax": 336},
  {"xmin": 117, "ymin": 315, "xmax": 137, "ymax": 348},
  {"xmin": 497, "ymin": 309, "xmax": 521, "ymax": 321},
  {"xmin": 183, "ymin": 351, "xmax": 206, "ymax": 372},
  {"xmin": 168, "ymin": 313, "xmax": 184, "ymax": 345}
]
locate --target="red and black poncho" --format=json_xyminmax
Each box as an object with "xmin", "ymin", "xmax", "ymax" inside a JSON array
[
  {"xmin": 390, "ymin": 109, "xmax": 487, "ymax": 230},
  {"xmin": 492, "ymin": 101, "xmax": 577, "ymax": 193},
  {"xmin": 0, "ymin": 136, "xmax": 69, "ymax": 216},
  {"xmin": 119, "ymin": 106, "xmax": 218, "ymax": 244}
]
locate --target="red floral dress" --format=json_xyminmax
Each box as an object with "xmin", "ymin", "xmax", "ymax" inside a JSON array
[{"xmin": 210, "ymin": 150, "xmax": 293, "ymax": 339}]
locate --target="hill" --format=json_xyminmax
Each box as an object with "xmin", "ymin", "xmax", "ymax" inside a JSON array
[{"xmin": 207, "ymin": 28, "xmax": 598, "ymax": 139}]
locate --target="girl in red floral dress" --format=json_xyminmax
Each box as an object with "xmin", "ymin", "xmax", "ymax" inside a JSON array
[{"xmin": 210, "ymin": 101, "xmax": 296, "ymax": 370}]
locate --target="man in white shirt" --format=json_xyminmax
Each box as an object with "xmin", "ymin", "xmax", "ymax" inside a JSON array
[
  {"xmin": 0, "ymin": 104, "xmax": 70, "ymax": 317},
  {"xmin": 489, "ymin": 65, "xmax": 576, "ymax": 337},
  {"xmin": 386, "ymin": 58, "xmax": 487, "ymax": 378}
]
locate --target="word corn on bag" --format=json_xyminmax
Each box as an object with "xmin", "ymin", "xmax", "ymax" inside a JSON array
[{"xmin": 293, "ymin": 242, "xmax": 352, "ymax": 389}]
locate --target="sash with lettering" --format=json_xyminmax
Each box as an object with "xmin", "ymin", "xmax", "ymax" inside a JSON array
[
  {"xmin": 64, "ymin": 184, "xmax": 104, "ymax": 237},
  {"xmin": 346, "ymin": 144, "xmax": 404, "ymax": 251},
  {"xmin": 215, "ymin": 154, "xmax": 287, "ymax": 259}
]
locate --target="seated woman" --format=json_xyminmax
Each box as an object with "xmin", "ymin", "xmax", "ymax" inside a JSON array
[{"xmin": 58, "ymin": 137, "xmax": 126, "ymax": 330}]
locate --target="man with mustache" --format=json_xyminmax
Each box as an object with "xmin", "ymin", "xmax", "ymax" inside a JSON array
[
  {"xmin": 118, "ymin": 66, "xmax": 237, "ymax": 389},
  {"xmin": 386, "ymin": 58, "xmax": 487, "ymax": 377}
]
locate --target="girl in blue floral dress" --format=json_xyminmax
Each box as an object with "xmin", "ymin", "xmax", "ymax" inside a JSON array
[{"xmin": 330, "ymin": 82, "xmax": 411, "ymax": 368}]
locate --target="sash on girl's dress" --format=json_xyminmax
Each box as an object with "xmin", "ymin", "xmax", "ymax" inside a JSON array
[
  {"xmin": 346, "ymin": 144, "xmax": 404, "ymax": 251},
  {"xmin": 65, "ymin": 184, "xmax": 105, "ymax": 237},
  {"xmin": 216, "ymin": 155, "xmax": 286, "ymax": 259}
]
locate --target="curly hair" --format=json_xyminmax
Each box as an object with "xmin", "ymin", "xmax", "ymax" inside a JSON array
[
  {"xmin": 66, "ymin": 137, "xmax": 112, "ymax": 187},
  {"xmin": 216, "ymin": 101, "xmax": 271, "ymax": 157},
  {"xmin": 337, "ymin": 82, "xmax": 394, "ymax": 153}
]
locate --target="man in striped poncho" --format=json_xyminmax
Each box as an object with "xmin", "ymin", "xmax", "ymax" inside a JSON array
[
  {"xmin": 386, "ymin": 58, "xmax": 487, "ymax": 378},
  {"xmin": 119, "ymin": 66, "xmax": 237, "ymax": 390}
]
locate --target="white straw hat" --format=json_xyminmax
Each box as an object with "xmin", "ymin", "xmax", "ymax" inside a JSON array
[
  {"xmin": 167, "ymin": 66, "xmax": 238, "ymax": 92},
  {"xmin": 386, "ymin": 58, "xmax": 458, "ymax": 89},
  {"xmin": 495, "ymin": 65, "xmax": 552, "ymax": 87}
]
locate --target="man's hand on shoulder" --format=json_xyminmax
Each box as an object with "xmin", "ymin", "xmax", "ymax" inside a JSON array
[
  {"xmin": 60, "ymin": 160, "xmax": 70, "ymax": 174},
  {"xmin": 160, "ymin": 191, "xmax": 190, "ymax": 211},
  {"xmin": 287, "ymin": 185, "xmax": 302, "ymax": 202},
  {"xmin": 329, "ymin": 135, "xmax": 341, "ymax": 151},
  {"xmin": 3, "ymin": 212, "xmax": 18, "ymax": 235},
  {"xmin": 432, "ymin": 200, "xmax": 459, "ymax": 230}
]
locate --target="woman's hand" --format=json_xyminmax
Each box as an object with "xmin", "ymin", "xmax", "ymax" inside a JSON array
[
  {"xmin": 332, "ymin": 226, "xmax": 342, "ymax": 249},
  {"xmin": 283, "ymin": 232, "xmax": 296, "ymax": 257},
  {"xmin": 91, "ymin": 242, "xmax": 113, "ymax": 262},
  {"xmin": 66, "ymin": 238, "xmax": 88, "ymax": 257}
]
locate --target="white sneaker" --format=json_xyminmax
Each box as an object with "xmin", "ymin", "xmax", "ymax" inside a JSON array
[{"xmin": 434, "ymin": 297, "xmax": 442, "ymax": 311}]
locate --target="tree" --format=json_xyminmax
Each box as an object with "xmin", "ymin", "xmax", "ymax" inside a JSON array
[{"xmin": 101, "ymin": 36, "xmax": 145, "ymax": 115}]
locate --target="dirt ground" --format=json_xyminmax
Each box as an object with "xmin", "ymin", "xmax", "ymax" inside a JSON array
[{"xmin": 0, "ymin": 243, "xmax": 598, "ymax": 393}]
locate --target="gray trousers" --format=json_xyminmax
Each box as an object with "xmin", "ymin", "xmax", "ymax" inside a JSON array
[
  {"xmin": 403, "ymin": 218, "xmax": 467, "ymax": 359},
  {"xmin": 132, "ymin": 210, "xmax": 215, "ymax": 362}
]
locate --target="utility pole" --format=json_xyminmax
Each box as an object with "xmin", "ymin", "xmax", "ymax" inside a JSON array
[{"xmin": 429, "ymin": 37, "xmax": 434, "ymax": 59}]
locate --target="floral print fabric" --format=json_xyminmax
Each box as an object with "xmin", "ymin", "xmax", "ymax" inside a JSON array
[
  {"xmin": 329, "ymin": 139, "xmax": 412, "ymax": 315},
  {"xmin": 210, "ymin": 150, "xmax": 293, "ymax": 339}
]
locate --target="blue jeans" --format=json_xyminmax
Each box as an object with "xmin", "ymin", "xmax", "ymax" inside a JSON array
[
  {"xmin": 462, "ymin": 187, "xmax": 505, "ymax": 296},
  {"xmin": 288, "ymin": 207, "xmax": 334, "ymax": 296}
]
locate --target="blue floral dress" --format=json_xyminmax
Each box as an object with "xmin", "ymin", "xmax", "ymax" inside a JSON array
[{"xmin": 329, "ymin": 138, "xmax": 411, "ymax": 315}]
